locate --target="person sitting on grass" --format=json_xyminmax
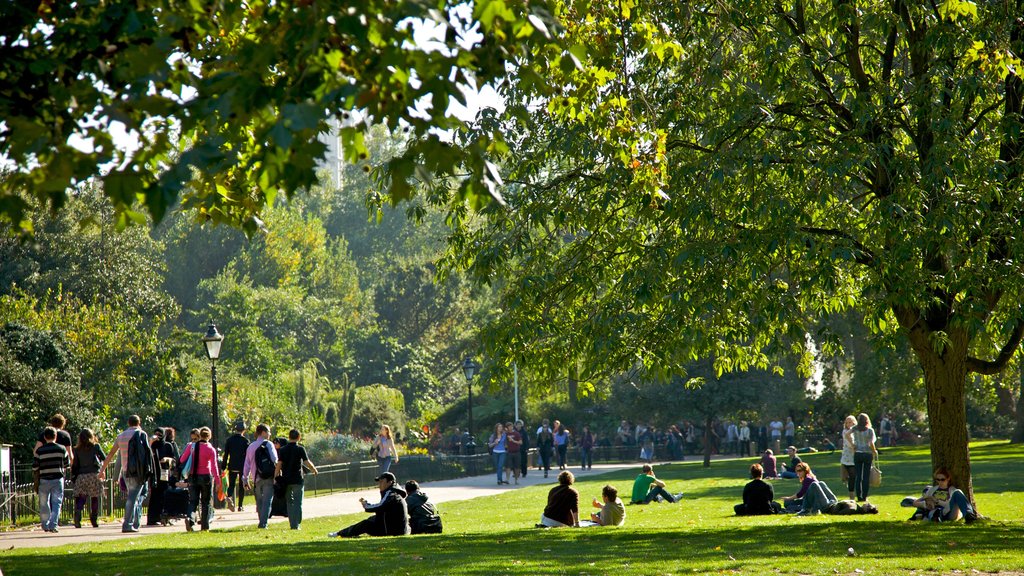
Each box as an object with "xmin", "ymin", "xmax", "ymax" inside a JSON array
[
  {"xmin": 778, "ymin": 446, "xmax": 803, "ymax": 479},
  {"xmin": 783, "ymin": 463, "xmax": 838, "ymax": 515},
  {"xmin": 759, "ymin": 449, "xmax": 779, "ymax": 479},
  {"xmin": 901, "ymin": 467, "xmax": 978, "ymax": 524},
  {"xmin": 735, "ymin": 463, "xmax": 782, "ymax": 516},
  {"xmin": 630, "ymin": 463, "xmax": 683, "ymax": 504},
  {"xmin": 329, "ymin": 472, "xmax": 410, "ymax": 537},
  {"xmin": 538, "ymin": 470, "xmax": 580, "ymax": 527},
  {"xmin": 588, "ymin": 484, "xmax": 626, "ymax": 526},
  {"xmin": 405, "ymin": 480, "xmax": 443, "ymax": 534}
]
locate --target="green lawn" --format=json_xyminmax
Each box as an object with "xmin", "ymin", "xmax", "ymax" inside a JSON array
[{"xmin": 3, "ymin": 441, "xmax": 1023, "ymax": 575}]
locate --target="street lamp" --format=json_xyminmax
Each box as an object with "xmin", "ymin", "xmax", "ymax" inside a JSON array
[
  {"xmin": 202, "ymin": 322, "xmax": 223, "ymax": 447},
  {"xmin": 461, "ymin": 358, "xmax": 479, "ymax": 437}
]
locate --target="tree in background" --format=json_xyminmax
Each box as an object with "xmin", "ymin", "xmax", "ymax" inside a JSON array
[{"xmin": 440, "ymin": 0, "xmax": 1024, "ymax": 505}]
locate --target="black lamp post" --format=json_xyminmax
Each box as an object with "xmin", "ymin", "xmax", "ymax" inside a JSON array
[
  {"xmin": 202, "ymin": 322, "xmax": 223, "ymax": 447},
  {"xmin": 461, "ymin": 358, "xmax": 478, "ymax": 436}
]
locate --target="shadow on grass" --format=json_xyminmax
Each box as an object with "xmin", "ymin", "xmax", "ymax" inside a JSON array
[{"xmin": 4, "ymin": 520, "xmax": 1024, "ymax": 576}]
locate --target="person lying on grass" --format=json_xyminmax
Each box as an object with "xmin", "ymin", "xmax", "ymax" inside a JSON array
[
  {"xmin": 630, "ymin": 463, "xmax": 683, "ymax": 504},
  {"xmin": 900, "ymin": 466, "xmax": 978, "ymax": 524}
]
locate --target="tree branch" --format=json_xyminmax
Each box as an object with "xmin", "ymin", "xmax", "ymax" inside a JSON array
[{"xmin": 966, "ymin": 319, "xmax": 1024, "ymax": 375}]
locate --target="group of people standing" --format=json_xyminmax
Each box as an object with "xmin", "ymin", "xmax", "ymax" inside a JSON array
[{"xmin": 30, "ymin": 413, "xmax": 321, "ymax": 534}]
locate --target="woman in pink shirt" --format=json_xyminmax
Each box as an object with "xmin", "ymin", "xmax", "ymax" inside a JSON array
[{"xmin": 179, "ymin": 426, "xmax": 222, "ymax": 531}]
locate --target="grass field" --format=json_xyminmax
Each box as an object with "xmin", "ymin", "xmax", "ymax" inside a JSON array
[{"xmin": 2, "ymin": 441, "xmax": 1023, "ymax": 575}]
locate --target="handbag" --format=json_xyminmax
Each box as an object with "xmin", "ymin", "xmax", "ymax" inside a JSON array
[{"xmin": 870, "ymin": 459, "xmax": 882, "ymax": 487}]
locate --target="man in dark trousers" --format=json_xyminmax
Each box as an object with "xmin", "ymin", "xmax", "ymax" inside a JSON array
[
  {"xmin": 329, "ymin": 472, "xmax": 410, "ymax": 538},
  {"xmin": 222, "ymin": 421, "xmax": 250, "ymax": 512}
]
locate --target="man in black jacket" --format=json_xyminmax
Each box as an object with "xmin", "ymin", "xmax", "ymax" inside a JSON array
[
  {"xmin": 405, "ymin": 480, "xmax": 442, "ymax": 534},
  {"xmin": 329, "ymin": 472, "xmax": 410, "ymax": 537},
  {"xmin": 222, "ymin": 421, "xmax": 250, "ymax": 512}
]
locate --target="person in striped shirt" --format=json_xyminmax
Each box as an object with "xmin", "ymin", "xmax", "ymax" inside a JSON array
[{"xmin": 33, "ymin": 426, "xmax": 70, "ymax": 533}]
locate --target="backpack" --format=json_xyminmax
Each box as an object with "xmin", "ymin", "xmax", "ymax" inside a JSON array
[
  {"xmin": 125, "ymin": 430, "xmax": 153, "ymax": 480},
  {"xmin": 255, "ymin": 440, "xmax": 275, "ymax": 480}
]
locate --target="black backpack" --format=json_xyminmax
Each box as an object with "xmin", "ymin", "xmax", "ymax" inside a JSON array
[
  {"xmin": 255, "ymin": 440, "xmax": 275, "ymax": 480},
  {"xmin": 125, "ymin": 430, "xmax": 154, "ymax": 480}
]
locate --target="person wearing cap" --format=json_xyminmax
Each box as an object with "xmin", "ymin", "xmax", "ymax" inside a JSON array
[
  {"xmin": 779, "ymin": 446, "xmax": 803, "ymax": 479},
  {"xmin": 222, "ymin": 421, "xmax": 250, "ymax": 512},
  {"xmin": 328, "ymin": 471, "xmax": 410, "ymax": 537}
]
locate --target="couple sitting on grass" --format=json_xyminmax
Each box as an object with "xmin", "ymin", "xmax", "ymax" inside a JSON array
[
  {"xmin": 537, "ymin": 471, "xmax": 627, "ymax": 528},
  {"xmin": 735, "ymin": 462, "xmax": 876, "ymax": 516},
  {"xmin": 538, "ymin": 463, "xmax": 684, "ymax": 528}
]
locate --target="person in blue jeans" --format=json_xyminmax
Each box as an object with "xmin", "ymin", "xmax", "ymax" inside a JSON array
[
  {"xmin": 243, "ymin": 424, "xmax": 279, "ymax": 529},
  {"xmin": 487, "ymin": 423, "xmax": 508, "ymax": 485},
  {"xmin": 902, "ymin": 467, "xmax": 978, "ymax": 523},
  {"xmin": 99, "ymin": 415, "xmax": 151, "ymax": 533},
  {"xmin": 630, "ymin": 464, "xmax": 683, "ymax": 504},
  {"xmin": 274, "ymin": 428, "xmax": 318, "ymax": 529},
  {"xmin": 33, "ymin": 427, "xmax": 71, "ymax": 533}
]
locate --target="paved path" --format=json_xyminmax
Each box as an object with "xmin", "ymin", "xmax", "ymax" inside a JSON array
[{"xmin": 0, "ymin": 462, "xmax": 646, "ymax": 549}]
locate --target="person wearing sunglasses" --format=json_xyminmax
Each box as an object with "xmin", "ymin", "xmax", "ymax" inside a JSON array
[{"xmin": 901, "ymin": 467, "xmax": 978, "ymax": 523}]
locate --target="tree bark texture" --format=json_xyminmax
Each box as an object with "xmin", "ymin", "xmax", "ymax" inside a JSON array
[{"xmin": 906, "ymin": 329, "xmax": 975, "ymax": 505}]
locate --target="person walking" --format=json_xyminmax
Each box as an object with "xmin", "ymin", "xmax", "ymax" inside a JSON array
[
  {"xmin": 222, "ymin": 421, "xmax": 250, "ymax": 512},
  {"xmin": 852, "ymin": 413, "xmax": 878, "ymax": 502},
  {"xmin": 71, "ymin": 428, "xmax": 105, "ymax": 528},
  {"xmin": 179, "ymin": 426, "xmax": 222, "ymax": 531},
  {"xmin": 275, "ymin": 428, "xmax": 318, "ymax": 530},
  {"xmin": 99, "ymin": 414, "xmax": 152, "ymax": 533},
  {"xmin": 34, "ymin": 414, "xmax": 74, "ymax": 467},
  {"xmin": 840, "ymin": 415, "xmax": 857, "ymax": 500},
  {"xmin": 504, "ymin": 421, "xmax": 522, "ymax": 485},
  {"xmin": 515, "ymin": 420, "xmax": 530, "ymax": 478},
  {"xmin": 372, "ymin": 425, "xmax": 399, "ymax": 475},
  {"xmin": 536, "ymin": 422, "xmax": 554, "ymax": 478},
  {"xmin": 486, "ymin": 423, "xmax": 508, "ymax": 485},
  {"xmin": 553, "ymin": 420, "xmax": 570, "ymax": 470},
  {"xmin": 579, "ymin": 425, "xmax": 595, "ymax": 470},
  {"xmin": 243, "ymin": 423, "xmax": 278, "ymax": 529},
  {"xmin": 33, "ymin": 426, "xmax": 70, "ymax": 532},
  {"xmin": 146, "ymin": 427, "xmax": 177, "ymax": 526}
]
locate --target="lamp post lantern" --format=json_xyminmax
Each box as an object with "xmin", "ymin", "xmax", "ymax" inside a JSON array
[
  {"xmin": 202, "ymin": 322, "xmax": 224, "ymax": 447},
  {"xmin": 461, "ymin": 358, "xmax": 478, "ymax": 437}
]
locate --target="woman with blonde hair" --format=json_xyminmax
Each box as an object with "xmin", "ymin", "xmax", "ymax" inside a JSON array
[
  {"xmin": 840, "ymin": 415, "xmax": 857, "ymax": 499},
  {"xmin": 372, "ymin": 425, "xmax": 399, "ymax": 474}
]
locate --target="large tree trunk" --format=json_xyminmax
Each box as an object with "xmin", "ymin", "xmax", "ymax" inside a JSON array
[{"xmin": 907, "ymin": 331, "xmax": 975, "ymax": 506}]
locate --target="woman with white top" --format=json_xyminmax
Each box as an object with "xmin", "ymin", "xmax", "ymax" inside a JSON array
[
  {"xmin": 372, "ymin": 425, "xmax": 399, "ymax": 475},
  {"xmin": 840, "ymin": 415, "xmax": 857, "ymax": 500},
  {"xmin": 852, "ymin": 413, "xmax": 878, "ymax": 502}
]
